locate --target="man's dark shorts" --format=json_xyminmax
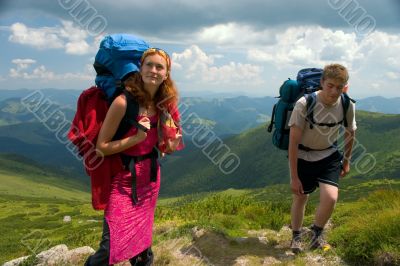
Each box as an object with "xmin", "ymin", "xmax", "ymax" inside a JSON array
[{"xmin": 297, "ymin": 150, "xmax": 343, "ymax": 194}]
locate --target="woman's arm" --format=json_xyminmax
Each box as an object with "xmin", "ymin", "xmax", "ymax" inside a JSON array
[{"xmin": 96, "ymin": 95, "xmax": 149, "ymax": 156}]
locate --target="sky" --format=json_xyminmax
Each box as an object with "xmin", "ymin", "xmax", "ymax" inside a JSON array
[{"xmin": 0, "ymin": 0, "xmax": 399, "ymax": 98}]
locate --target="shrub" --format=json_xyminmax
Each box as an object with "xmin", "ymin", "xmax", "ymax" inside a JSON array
[{"xmin": 330, "ymin": 190, "xmax": 400, "ymax": 265}]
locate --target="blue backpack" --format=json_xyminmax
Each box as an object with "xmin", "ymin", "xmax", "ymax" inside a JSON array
[
  {"xmin": 93, "ymin": 33, "xmax": 150, "ymax": 101},
  {"xmin": 267, "ymin": 68, "xmax": 354, "ymax": 150},
  {"xmin": 297, "ymin": 68, "xmax": 323, "ymax": 93}
]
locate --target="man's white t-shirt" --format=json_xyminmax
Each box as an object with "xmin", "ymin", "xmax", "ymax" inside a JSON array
[{"xmin": 288, "ymin": 91, "xmax": 357, "ymax": 162}]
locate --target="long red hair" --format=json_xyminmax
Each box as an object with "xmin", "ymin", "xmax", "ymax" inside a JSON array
[{"xmin": 123, "ymin": 49, "xmax": 179, "ymax": 114}]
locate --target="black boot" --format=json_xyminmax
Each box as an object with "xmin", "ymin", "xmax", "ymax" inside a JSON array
[
  {"xmin": 129, "ymin": 247, "xmax": 154, "ymax": 266},
  {"xmin": 84, "ymin": 218, "xmax": 112, "ymax": 266}
]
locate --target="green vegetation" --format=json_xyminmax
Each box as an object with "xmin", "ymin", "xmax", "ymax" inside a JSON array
[
  {"xmin": 330, "ymin": 190, "xmax": 400, "ymax": 265},
  {"xmin": 0, "ymin": 194, "xmax": 101, "ymax": 264},
  {"xmin": 161, "ymin": 111, "xmax": 400, "ymax": 197},
  {"xmin": 0, "ymin": 154, "xmax": 89, "ymax": 200},
  {"xmin": 1, "ymin": 178, "xmax": 399, "ymax": 265},
  {"xmin": 0, "ymin": 110, "xmax": 399, "ymax": 265}
]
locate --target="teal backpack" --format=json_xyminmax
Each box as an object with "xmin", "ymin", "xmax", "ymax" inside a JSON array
[
  {"xmin": 267, "ymin": 78, "xmax": 302, "ymax": 150},
  {"xmin": 267, "ymin": 71, "xmax": 354, "ymax": 150}
]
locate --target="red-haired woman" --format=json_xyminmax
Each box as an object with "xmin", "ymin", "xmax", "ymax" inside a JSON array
[{"xmin": 85, "ymin": 48, "xmax": 183, "ymax": 266}]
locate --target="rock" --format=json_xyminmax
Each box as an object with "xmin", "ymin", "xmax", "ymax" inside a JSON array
[
  {"xmin": 262, "ymin": 256, "xmax": 281, "ymax": 265},
  {"xmin": 36, "ymin": 244, "xmax": 69, "ymax": 266},
  {"xmin": 374, "ymin": 251, "xmax": 400, "ymax": 266},
  {"xmin": 191, "ymin": 226, "xmax": 206, "ymax": 239},
  {"xmin": 277, "ymin": 225, "xmax": 291, "ymax": 237},
  {"xmin": 65, "ymin": 246, "xmax": 95, "ymax": 264},
  {"xmin": 63, "ymin": 215, "xmax": 71, "ymax": 222},
  {"xmin": 234, "ymin": 237, "xmax": 248, "ymax": 243},
  {"xmin": 258, "ymin": 236, "xmax": 269, "ymax": 245},
  {"xmin": 4, "ymin": 244, "xmax": 95, "ymax": 266},
  {"xmin": 234, "ymin": 257, "xmax": 249, "ymax": 265},
  {"xmin": 3, "ymin": 255, "xmax": 30, "ymax": 266}
]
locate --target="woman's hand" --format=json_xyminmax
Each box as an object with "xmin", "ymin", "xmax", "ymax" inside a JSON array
[
  {"xmin": 135, "ymin": 117, "xmax": 151, "ymax": 143},
  {"xmin": 164, "ymin": 133, "xmax": 182, "ymax": 153}
]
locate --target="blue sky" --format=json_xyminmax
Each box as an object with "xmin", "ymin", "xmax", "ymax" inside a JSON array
[{"xmin": 0, "ymin": 0, "xmax": 399, "ymax": 98}]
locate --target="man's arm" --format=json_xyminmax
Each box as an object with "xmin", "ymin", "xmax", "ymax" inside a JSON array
[
  {"xmin": 341, "ymin": 129, "xmax": 355, "ymax": 177},
  {"xmin": 289, "ymin": 126, "xmax": 304, "ymax": 195}
]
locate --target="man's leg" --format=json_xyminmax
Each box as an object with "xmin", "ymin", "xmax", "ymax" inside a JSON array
[
  {"xmin": 290, "ymin": 193, "xmax": 309, "ymax": 253},
  {"xmin": 291, "ymin": 193, "xmax": 309, "ymax": 231},
  {"xmin": 310, "ymin": 182, "xmax": 338, "ymax": 249},
  {"xmin": 314, "ymin": 182, "xmax": 338, "ymax": 227}
]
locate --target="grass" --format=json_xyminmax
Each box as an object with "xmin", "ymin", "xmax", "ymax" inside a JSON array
[
  {"xmin": 0, "ymin": 154, "xmax": 89, "ymax": 201},
  {"xmin": 330, "ymin": 189, "xmax": 400, "ymax": 265},
  {"xmin": 0, "ymin": 176, "xmax": 399, "ymax": 265},
  {"xmin": 0, "ymin": 194, "xmax": 102, "ymax": 264}
]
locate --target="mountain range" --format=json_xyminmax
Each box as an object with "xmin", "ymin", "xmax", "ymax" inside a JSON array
[{"xmin": 0, "ymin": 89, "xmax": 399, "ymax": 197}]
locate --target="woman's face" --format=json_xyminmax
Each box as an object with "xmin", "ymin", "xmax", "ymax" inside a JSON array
[{"xmin": 140, "ymin": 54, "xmax": 168, "ymax": 89}]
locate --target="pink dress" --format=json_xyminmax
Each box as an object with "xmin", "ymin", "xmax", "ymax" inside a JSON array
[{"xmin": 104, "ymin": 114, "xmax": 160, "ymax": 265}]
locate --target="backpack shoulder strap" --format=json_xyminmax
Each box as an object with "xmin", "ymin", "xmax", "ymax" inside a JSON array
[
  {"xmin": 267, "ymin": 103, "xmax": 277, "ymax": 133},
  {"xmin": 341, "ymin": 93, "xmax": 356, "ymax": 128},
  {"xmin": 305, "ymin": 92, "xmax": 317, "ymax": 129},
  {"xmin": 112, "ymin": 90, "xmax": 148, "ymax": 140}
]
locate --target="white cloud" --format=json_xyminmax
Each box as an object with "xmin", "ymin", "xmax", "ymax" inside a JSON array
[
  {"xmin": 65, "ymin": 40, "xmax": 90, "ymax": 55},
  {"xmin": 8, "ymin": 21, "xmax": 92, "ymax": 55},
  {"xmin": 172, "ymin": 45, "xmax": 263, "ymax": 86},
  {"xmin": 9, "ymin": 59, "xmax": 93, "ymax": 81},
  {"xmin": 9, "ymin": 23, "xmax": 64, "ymax": 49},
  {"xmin": 11, "ymin": 58, "xmax": 37, "ymax": 69},
  {"xmin": 59, "ymin": 21, "xmax": 91, "ymax": 55},
  {"xmin": 386, "ymin": 72, "xmax": 399, "ymax": 80},
  {"xmin": 195, "ymin": 23, "xmax": 275, "ymax": 47},
  {"xmin": 371, "ymin": 83, "xmax": 381, "ymax": 89},
  {"xmin": 247, "ymin": 26, "xmax": 362, "ymax": 68}
]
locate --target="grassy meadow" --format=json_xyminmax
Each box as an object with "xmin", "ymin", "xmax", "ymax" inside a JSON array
[{"xmin": 1, "ymin": 159, "xmax": 399, "ymax": 265}]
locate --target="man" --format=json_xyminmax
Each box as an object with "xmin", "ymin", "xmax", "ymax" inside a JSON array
[{"xmin": 288, "ymin": 64, "xmax": 356, "ymax": 253}]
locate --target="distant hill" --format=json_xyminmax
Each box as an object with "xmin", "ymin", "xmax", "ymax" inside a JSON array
[
  {"xmin": 356, "ymin": 96, "xmax": 400, "ymax": 114},
  {"xmin": 0, "ymin": 88, "xmax": 78, "ymax": 108},
  {"xmin": 160, "ymin": 111, "xmax": 400, "ymax": 197},
  {"xmin": 1, "ymin": 88, "xmax": 400, "ymax": 189},
  {"xmin": 2, "ymin": 89, "xmax": 400, "ymax": 132},
  {"xmin": 180, "ymin": 96, "xmax": 275, "ymax": 135},
  {"xmin": 0, "ymin": 153, "xmax": 89, "ymax": 200},
  {"xmin": 1, "ymin": 88, "xmax": 400, "ymax": 115},
  {"xmin": 0, "ymin": 97, "xmax": 76, "ymax": 126},
  {"xmin": 0, "ymin": 122, "xmax": 87, "ymax": 181}
]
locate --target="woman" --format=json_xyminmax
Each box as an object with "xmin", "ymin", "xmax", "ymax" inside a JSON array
[{"xmin": 85, "ymin": 48, "xmax": 183, "ymax": 265}]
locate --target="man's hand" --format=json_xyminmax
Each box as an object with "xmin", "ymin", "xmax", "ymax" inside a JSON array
[
  {"xmin": 340, "ymin": 160, "xmax": 350, "ymax": 177},
  {"xmin": 291, "ymin": 177, "xmax": 304, "ymax": 195}
]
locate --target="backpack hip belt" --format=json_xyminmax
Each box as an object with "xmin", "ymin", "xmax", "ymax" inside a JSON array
[
  {"xmin": 298, "ymin": 142, "xmax": 337, "ymax": 152},
  {"xmin": 120, "ymin": 148, "xmax": 159, "ymax": 204}
]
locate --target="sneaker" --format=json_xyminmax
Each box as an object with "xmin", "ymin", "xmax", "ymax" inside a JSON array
[
  {"xmin": 309, "ymin": 235, "xmax": 331, "ymax": 251},
  {"xmin": 290, "ymin": 237, "xmax": 303, "ymax": 254}
]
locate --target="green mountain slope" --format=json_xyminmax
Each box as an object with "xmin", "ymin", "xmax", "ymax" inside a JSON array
[
  {"xmin": 0, "ymin": 154, "xmax": 89, "ymax": 201},
  {"xmin": 0, "ymin": 150, "xmax": 398, "ymax": 265},
  {"xmin": 0, "ymin": 122, "xmax": 87, "ymax": 180},
  {"xmin": 160, "ymin": 111, "xmax": 400, "ymax": 197}
]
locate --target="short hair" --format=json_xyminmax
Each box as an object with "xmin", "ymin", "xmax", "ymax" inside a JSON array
[{"xmin": 322, "ymin": 64, "xmax": 349, "ymax": 85}]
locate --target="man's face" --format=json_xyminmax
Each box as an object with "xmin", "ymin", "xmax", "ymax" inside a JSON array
[{"xmin": 320, "ymin": 78, "xmax": 345, "ymax": 105}]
